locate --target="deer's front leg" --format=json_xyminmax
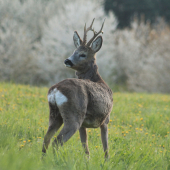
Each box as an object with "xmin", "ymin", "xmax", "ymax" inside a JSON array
[
  {"xmin": 100, "ymin": 123, "xmax": 109, "ymax": 159},
  {"xmin": 79, "ymin": 127, "xmax": 90, "ymax": 156}
]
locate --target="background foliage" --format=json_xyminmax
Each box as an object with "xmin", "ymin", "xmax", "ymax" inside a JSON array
[
  {"xmin": 104, "ymin": 0, "xmax": 170, "ymax": 29},
  {"xmin": 0, "ymin": 0, "xmax": 170, "ymax": 93}
]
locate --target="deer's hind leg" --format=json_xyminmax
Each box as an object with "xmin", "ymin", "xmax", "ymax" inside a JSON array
[
  {"xmin": 79, "ymin": 127, "xmax": 89, "ymax": 156},
  {"xmin": 42, "ymin": 104, "xmax": 63, "ymax": 154},
  {"xmin": 52, "ymin": 118, "xmax": 81, "ymax": 152},
  {"xmin": 51, "ymin": 108, "xmax": 86, "ymax": 152},
  {"xmin": 51, "ymin": 89, "xmax": 87, "ymax": 153}
]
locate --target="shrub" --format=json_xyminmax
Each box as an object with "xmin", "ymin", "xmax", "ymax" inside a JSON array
[
  {"xmin": 0, "ymin": 0, "xmax": 116, "ymax": 86},
  {"xmin": 111, "ymin": 19, "xmax": 170, "ymax": 93},
  {"xmin": 0, "ymin": 0, "xmax": 170, "ymax": 93}
]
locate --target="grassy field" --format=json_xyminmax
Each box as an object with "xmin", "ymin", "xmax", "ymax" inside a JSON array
[{"xmin": 0, "ymin": 82, "xmax": 170, "ymax": 170}]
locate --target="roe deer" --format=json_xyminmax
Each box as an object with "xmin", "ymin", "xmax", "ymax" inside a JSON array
[{"xmin": 42, "ymin": 18, "xmax": 113, "ymax": 158}]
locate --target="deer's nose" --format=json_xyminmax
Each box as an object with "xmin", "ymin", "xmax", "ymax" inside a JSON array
[{"xmin": 64, "ymin": 59, "xmax": 74, "ymax": 67}]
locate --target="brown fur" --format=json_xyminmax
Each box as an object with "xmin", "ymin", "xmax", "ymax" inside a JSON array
[{"xmin": 42, "ymin": 19, "xmax": 113, "ymax": 158}]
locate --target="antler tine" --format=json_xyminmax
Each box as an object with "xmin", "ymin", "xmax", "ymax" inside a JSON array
[
  {"xmin": 83, "ymin": 18, "xmax": 95, "ymax": 45},
  {"xmin": 87, "ymin": 18, "xmax": 106, "ymax": 47}
]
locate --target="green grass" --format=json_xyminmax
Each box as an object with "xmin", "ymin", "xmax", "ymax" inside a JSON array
[{"xmin": 0, "ymin": 82, "xmax": 170, "ymax": 170}]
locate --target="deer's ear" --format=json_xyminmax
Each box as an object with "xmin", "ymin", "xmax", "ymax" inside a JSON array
[
  {"xmin": 73, "ymin": 31, "xmax": 82, "ymax": 48},
  {"xmin": 91, "ymin": 36, "xmax": 103, "ymax": 53}
]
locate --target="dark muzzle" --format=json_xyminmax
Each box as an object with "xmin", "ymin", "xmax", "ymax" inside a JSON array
[{"xmin": 64, "ymin": 59, "xmax": 74, "ymax": 67}]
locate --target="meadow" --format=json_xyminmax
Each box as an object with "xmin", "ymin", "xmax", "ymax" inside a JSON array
[{"xmin": 0, "ymin": 82, "xmax": 170, "ymax": 170}]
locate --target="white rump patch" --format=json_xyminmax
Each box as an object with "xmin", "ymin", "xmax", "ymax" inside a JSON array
[{"xmin": 48, "ymin": 88, "xmax": 68, "ymax": 106}]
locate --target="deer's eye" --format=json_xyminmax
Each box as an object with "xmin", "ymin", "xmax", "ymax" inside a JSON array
[{"xmin": 79, "ymin": 54, "xmax": 86, "ymax": 58}]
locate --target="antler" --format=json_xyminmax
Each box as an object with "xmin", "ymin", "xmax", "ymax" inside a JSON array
[
  {"xmin": 82, "ymin": 18, "xmax": 95, "ymax": 45},
  {"xmin": 86, "ymin": 18, "xmax": 105, "ymax": 47}
]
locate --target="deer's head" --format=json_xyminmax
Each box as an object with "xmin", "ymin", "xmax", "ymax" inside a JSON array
[{"xmin": 64, "ymin": 18, "xmax": 105, "ymax": 72}]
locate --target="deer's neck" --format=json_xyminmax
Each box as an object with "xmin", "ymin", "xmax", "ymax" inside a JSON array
[{"xmin": 76, "ymin": 60, "xmax": 104, "ymax": 83}]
